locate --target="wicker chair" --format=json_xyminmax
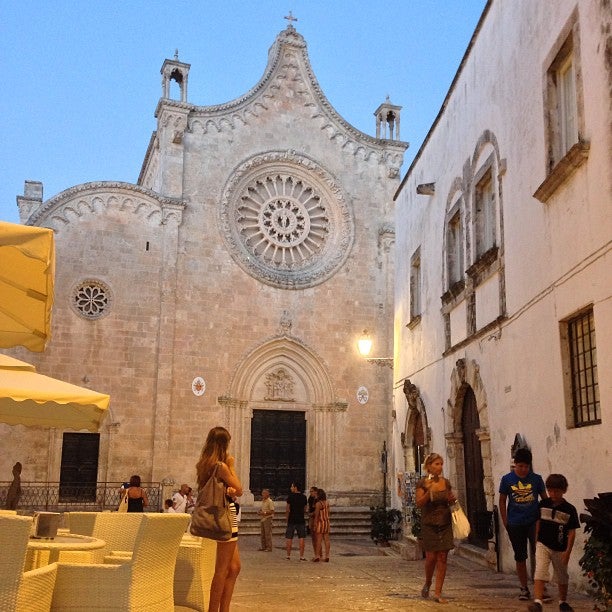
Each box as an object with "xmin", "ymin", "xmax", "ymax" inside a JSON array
[
  {"xmin": 51, "ymin": 513, "xmax": 190, "ymax": 611},
  {"xmin": 0, "ymin": 515, "xmax": 57, "ymax": 612},
  {"xmin": 65, "ymin": 512, "xmax": 144, "ymax": 563},
  {"xmin": 173, "ymin": 536, "xmax": 217, "ymax": 612}
]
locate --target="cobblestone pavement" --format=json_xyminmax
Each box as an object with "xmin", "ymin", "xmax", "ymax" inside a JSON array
[{"xmin": 232, "ymin": 536, "xmax": 594, "ymax": 611}]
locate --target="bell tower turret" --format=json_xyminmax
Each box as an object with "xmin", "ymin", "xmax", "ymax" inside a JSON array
[
  {"xmin": 161, "ymin": 51, "xmax": 190, "ymax": 102},
  {"xmin": 374, "ymin": 96, "xmax": 402, "ymax": 140}
]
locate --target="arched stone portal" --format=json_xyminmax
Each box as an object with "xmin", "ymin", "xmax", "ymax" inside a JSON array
[
  {"xmin": 445, "ymin": 358, "xmax": 496, "ymax": 564},
  {"xmin": 218, "ymin": 335, "xmax": 347, "ymax": 504}
]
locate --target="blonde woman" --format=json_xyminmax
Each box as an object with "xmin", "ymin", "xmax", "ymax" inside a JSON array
[
  {"xmin": 415, "ymin": 453, "xmax": 456, "ymax": 603},
  {"xmin": 195, "ymin": 427, "xmax": 243, "ymax": 612}
]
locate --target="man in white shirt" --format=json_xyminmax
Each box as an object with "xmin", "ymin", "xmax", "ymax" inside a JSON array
[{"xmin": 172, "ymin": 483, "xmax": 190, "ymax": 512}]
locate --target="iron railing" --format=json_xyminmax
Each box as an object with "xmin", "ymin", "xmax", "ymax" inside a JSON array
[{"xmin": 0, "ymin": 481, "xmax": 162, "ymax": 513}]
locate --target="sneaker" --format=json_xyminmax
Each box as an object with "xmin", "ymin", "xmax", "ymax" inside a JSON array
[
  {"xmin": 527, "ymin": 603, "xmax": 542, "ymax": 612},
  {"xmin": 519, "ymin": 587, "xmax": 531, "ymax": 601},
  {"xmin": 559, "ymin": 603, "xmax": 574, "ymax": 612}
]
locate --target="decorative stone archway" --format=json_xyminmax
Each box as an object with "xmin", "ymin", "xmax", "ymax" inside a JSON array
[
  {"xmin": 445, "ymin": 358, "xmax": 496, "ymax": 565},
  {"xmin": 218, "ymin": 334, "xmax": 346, "ymax": 503}
]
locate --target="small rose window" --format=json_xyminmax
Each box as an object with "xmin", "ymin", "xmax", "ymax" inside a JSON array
[{"xmin": 71, "ymin": 279, "xmax": 112, "ymax": 320}]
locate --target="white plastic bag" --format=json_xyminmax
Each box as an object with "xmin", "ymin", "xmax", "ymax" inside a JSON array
[{"xmin": 451, "ymin": 502, "xmax": 471, "ymax": 539}]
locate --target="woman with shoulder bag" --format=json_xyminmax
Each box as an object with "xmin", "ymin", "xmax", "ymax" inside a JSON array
[
  {"xmin": 415, "ymin": 453, "xmax": 456, "ymax": 604},
  {"xmin": 195, "ymin": 426, "xmax": 243, "ymax": 612}
]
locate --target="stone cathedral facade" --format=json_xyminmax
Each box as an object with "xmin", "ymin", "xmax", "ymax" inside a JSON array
[{"xmin": 3, "ymin": 25, "xmax": 407, "ymax": 505}]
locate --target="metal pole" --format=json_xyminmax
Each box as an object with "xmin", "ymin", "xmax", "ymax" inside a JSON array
[{"xmin": 381, "ymin": 441, "xmax": 388, "ymax": 509}]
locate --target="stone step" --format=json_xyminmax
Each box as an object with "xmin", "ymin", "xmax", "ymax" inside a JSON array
[{"xmin": 236, "ymin": 506, "xmax": 372, "ymax": 537}]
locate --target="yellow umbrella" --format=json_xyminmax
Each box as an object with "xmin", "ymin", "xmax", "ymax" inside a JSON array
[
  {"xmin": 0, "ymin": 221, "xmax": 55, "ymax": 352},
  {"xmin": 0, "ymin": 354, "xmax": 110, "ymax": 431}
]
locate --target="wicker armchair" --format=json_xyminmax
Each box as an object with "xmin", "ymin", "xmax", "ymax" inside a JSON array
[
  {"xmin": 51, "ymin": 513, "xmax": 190, "ymax": 611},
  {"xmin": 65, "ymin": 512, "xmax": 144, "ymax": 563},
  {"xmin": 174, "ymin": 536, "xmax": 217, "ymax": 611},
  {"xmin": 0, "ymin": 514, "xmax": 57, "ymax": 612}
]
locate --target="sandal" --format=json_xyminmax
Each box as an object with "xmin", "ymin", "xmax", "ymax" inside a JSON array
[{"xmin": 421, "ymin": 585, "xmax": 430, "ymax": 599}]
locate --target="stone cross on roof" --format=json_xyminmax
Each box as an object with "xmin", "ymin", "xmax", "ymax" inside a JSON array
[{"xmin": 284, "ymin": 11, "xmax": 298, "ymax": 26}]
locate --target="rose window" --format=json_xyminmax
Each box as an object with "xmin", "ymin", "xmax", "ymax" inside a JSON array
[
  {"xmin": 220, "ymin": 152, "xmax": 353, "ymax": 289},
  {"xmin": 237, "ymin": 176, "xmax": 329, "ymax": 268},
  {"xmin": 71, "ymin": 280, "xmax": 111, "ymax": 320}
]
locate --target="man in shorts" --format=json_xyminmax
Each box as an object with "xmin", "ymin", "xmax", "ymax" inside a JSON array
[
  {"xmin": 285, "ymin": 482, "xmax": 307, "ymax": 561},
  {"xmin": 499, "ymin": 448, "xmax": 548, "ymax": 601}
]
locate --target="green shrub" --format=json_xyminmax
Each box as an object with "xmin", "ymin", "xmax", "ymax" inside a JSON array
[{"xmin": 579, "ymin": 492, "xmax": 612, "ymax": 611}]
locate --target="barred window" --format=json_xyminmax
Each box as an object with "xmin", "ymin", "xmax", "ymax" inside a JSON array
[{"xmin": 565, "ymin": 308, "xmax": 600, "ymax": 427}]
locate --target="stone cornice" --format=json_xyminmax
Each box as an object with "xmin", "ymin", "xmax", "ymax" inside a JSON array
[{"xmin": 28, "ymin": 181, "xmax": 185, "ymax": 227}]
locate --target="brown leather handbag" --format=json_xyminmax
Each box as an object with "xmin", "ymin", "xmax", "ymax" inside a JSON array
[{"xmin": 189, "ymin": 463, "xmax": 233, "ymax": 541}]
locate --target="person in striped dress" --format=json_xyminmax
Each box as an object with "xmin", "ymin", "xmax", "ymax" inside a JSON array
[{"xmin": 313, "ymin": 488, "xmax": 331, "ymax": 562}]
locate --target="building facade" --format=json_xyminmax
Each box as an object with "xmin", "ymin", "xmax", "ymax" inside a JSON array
[
  {"xmin": 392, "ymin": 0, "xmax": 611, "ymax": 586},
  {"xmin": 3, "ymin": 25, "xmax": 406, "ymax": 506}
]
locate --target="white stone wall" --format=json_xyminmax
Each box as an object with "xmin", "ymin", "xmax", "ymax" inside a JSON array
[{"xmin": 393, "ymin": 0, "xmax": 611, "ymax": 586}]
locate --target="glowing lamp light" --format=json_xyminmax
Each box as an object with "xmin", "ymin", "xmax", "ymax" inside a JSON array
[{"xmin": 358, "ymin": 330, "xmax": 373, "ymax": 357}]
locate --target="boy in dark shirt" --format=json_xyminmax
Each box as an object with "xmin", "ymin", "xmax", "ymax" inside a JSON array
[{"xmin": 528, "ymin": 474, "xmax": 580, "ymax": 612}]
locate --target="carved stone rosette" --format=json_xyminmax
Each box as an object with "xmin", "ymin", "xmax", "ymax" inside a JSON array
[{"xmin": 219, "ymin": 150, "xmax": 354, "ymax": 289}]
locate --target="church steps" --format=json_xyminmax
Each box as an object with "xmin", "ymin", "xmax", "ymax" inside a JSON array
[{"xmin": 237, "ymin": 505, "xmax": 372, "ymax": 538}]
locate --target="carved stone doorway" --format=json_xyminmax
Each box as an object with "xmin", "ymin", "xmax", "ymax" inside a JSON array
[
  {"xmin": 249, "ymin": 409, "xmax": 306, "ymax": 500},
  {"xmin": 461, "ymin": 386, "xmax": 487, "ymax": 548}
]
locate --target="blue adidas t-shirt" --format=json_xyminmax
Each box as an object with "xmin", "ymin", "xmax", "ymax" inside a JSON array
[{"xmin": 499, "ymin": 471, "xmax": 546, "ymax": 525}]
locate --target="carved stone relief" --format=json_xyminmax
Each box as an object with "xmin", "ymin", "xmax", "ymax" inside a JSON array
[
  {"xmin": 401, "ymin": 379, "xmax": 430, "ymax": 473},
  {"xmin": 264, "ymin": 368, "xmax": 296, "ymax": 401}
]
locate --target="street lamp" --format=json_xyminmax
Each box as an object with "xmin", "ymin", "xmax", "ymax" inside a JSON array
[{"xmin": 357, "ymin": 330, "xmax": 393, "ymax": 368}]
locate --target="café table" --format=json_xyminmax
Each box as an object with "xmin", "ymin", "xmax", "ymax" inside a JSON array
[{"xmin": 26, "ymin": 533, "xmax": 106, "ymax": 570}]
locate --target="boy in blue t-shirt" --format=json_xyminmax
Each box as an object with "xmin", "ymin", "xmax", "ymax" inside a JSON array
[
  {"xmin": 498, "ymin": 448, "xmax": 547, "ymax": 601},
  {"xmin": 528, "ymin": 474, "xmax": 580, "ymax": 612}
]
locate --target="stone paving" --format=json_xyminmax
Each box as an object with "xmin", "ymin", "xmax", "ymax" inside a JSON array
[{"xmin": 232, "ymin": 535, "xmax": 594, "ymax": 611}]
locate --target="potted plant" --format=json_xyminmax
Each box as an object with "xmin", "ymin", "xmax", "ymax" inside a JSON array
[
  {"xmin": 579, "ymin": 492, "xmax": 612, "ymax": 611},
  {"xmin": 370, "ymin": 506, "xmax": 403, "ymax": 545}
]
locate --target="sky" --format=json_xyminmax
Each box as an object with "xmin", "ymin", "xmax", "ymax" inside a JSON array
[{"xmin": 0, "ymin": 1, "xmax": 487, "ymax": 224}]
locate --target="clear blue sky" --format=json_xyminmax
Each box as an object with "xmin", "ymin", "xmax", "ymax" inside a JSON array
[{"xmin": 0, "ymin": 1, "xmax": 486, "ymax": 224}]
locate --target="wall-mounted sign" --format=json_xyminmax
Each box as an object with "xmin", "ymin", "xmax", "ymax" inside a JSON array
[
  {"xmin": 357, "ymin": 386, "xmax": 369, "ymax": 405},
  {"xmin": 191, "ymin": 376, "xmax": 206, "ymax": 397}
]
